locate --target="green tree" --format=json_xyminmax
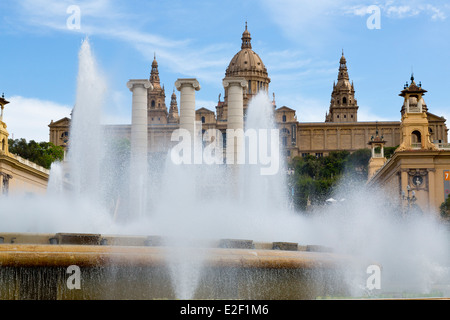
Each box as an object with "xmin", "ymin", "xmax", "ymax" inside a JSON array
[
  {"xmin": 384, "ymin": 146, "xmax": 398, "ymax": 159},
  {"xmin": 8, "ymin": 138, "xmax": 64, "ymax": 169},
  {"xmin": 290, "ymin": 149, "xmax": 377, "ymax": 211},
  {"xmin": 439, "ymin": 197, "xmax": 450, "ymax": 219},
  {"xmin": 345, "ymin": 148, "xmax": 371, "ymax": 179}
]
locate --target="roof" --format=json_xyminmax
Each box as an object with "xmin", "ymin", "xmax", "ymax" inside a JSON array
[
  {"xmin": 275, "ymin": 106, "xmax": 296, "ymax": 113},
  {"xmin": 196, "ymin": 107, "xmax": 214, "ymax": 113},
  {"xmin": 48, "ymin": 117, "xmax": 71, "ymax": 127}
]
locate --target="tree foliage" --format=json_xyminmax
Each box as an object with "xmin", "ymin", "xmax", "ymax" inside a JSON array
[
  {"xmin": 289, "ymin": 149, "xmax": 372, "ymax": 211},
  {"xmin": 439, "ymin": 196, "xmax": 450, "ymax": 219},
  {"xmin": 8, "ymin": 138, "xmax": 64, "ymax": 169}
]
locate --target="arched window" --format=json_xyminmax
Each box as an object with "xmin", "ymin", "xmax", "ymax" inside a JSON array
[
  {"xmin": 201, "ymin": 116, "xmax": 205, "ymax": 124},
  {"xmin": 411, "ymin": 130, "xmax": 422, "ymax": 149},
  {"xmin": 151, "ymin": 100, "xmax": 155, "ymax": 108},
  {"xmin": 343, "ymin": 97, "xmax": 347, "ymax": 105},
  {"xmin": 282, "ymin": 115, "xmax": 286, "ymax": 122}
]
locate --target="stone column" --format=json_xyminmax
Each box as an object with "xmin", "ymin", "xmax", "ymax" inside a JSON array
[
  {"xmin": 175, "ymin": 78, "xmax": 200, "ymax": 139},
  {"xmin": 223, "ymin": 77, "xmax": 247, "ymax": 165},
  {"xmin": 127, "ymin": 80, "xmax": 152, "ymax": 159},
  {"xmin": 127, "ymin": 79, "xmax": 152, "ymax": 219}
]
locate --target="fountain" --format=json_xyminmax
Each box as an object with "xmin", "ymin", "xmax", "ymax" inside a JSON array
[{"xmin": 0, "ymin": 38, "xmax": 449, "ymax": 300}]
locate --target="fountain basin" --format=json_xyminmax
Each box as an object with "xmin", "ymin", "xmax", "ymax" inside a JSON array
[{"xmin": 0, "ymin": 233, "xmax": 369, "ymax": 300}]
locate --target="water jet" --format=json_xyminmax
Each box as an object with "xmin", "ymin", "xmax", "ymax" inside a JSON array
[{"xmin": 1, "ymin": 38, "xmax": 449, "ymax": 301}]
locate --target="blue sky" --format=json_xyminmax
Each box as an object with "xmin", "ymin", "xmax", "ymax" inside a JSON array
[{"xmin": 1, "ymin": 0, "xmax": 450, "ymax": 142}]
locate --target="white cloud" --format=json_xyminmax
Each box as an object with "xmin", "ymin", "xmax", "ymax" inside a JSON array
[
  {"xmin": 427, "ymin": 4, "xmax": 447, "ymax": 21},
  {"xmin": 276, "ymin": 93, "xmax": 328, "ymax": 123},
  {"xmin": 261, "ymin": 0, "xmax": 347, "ymax": 45},
  {"xmin": 5, "ymin": 96, "xmax": 72, "ymax": 142},
  {"xmin": 13, "ymin": 0, "xmax": 230, "ymax": 87},
  {"xmin": 385, "ymin": 5, "xmax": 420, "ymax": 18},
  {"xmin": 345, "ymin": 1, "xmax": 447, "ymax": 20}
]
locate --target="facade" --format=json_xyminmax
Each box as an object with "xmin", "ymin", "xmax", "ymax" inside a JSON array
[
  {"xmin": 48, "ymin": 25, "xmax": 449, "ymax": 164},
  {"xmin": 367, "ymin": 76, "xmax": 450, "ymax": 215},
  {"xmin": 0, "ymin": 95, "xmax": 49, "ymax": 196}
]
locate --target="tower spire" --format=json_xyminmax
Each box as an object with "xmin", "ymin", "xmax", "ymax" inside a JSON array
[
  {"xmin": 241, "ymin": 22, "xmax": 252, "ymax": 49},
  {"xmin": 325, "ymin": 51, "xmax": 358, "ymax": 123},
  {"xmin": 150, "ymin": 53, "xmax": 161, "ymax": 88}
]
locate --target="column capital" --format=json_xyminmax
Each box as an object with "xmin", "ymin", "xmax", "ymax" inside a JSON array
[
  {"xmin": 127, "ymin": 79, "xmax": 153, "ymax": 91},
  {"xmin": 222, "ymin": 77, "xmax": 247, "ymax": 89},
  {"xmin": 175, "ymin": 78, "xmax": 200, "ymax": 91}
]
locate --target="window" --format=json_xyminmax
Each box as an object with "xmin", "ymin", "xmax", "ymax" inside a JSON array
[
  {"xmin": 315, "ymin": 153, "xmax": 323, "ymax": 158},
  {"xmin": 151, "ymin": 100, "xmax": 155, "ymax": 108},
  {"xmin": 282, "ymin": 136, "xmax": 288, "ymax": 147},
  {"xmin": 343, "ymin": 97, "xmax": 347, "ymax": 105},
  {"xmin": 1, "ymin": 139, "xmax": 5, "ymax": 151},
  {"xmin": 411, "ymin": 130, "xmax": 422, "ymax": 149},
  {"xmin": 282, "ymin": 115, "xmax": 287, "ymax": 122},
  {"xmin": 60, "ymin": 131, "xmax": 69, "ymax": 143},
  {"xmin": 201, "ymin": 116, "xmax": 205, "ymax": 124},
  {"xmin": 222, "ymin": 132, "xmax": 227, "ymax": 148},
  {"xmin": 301, "ymin": 153, "xmax": 309, "ymax": 157}
]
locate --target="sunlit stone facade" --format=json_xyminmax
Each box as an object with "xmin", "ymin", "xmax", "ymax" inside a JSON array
[{"xmin": 49, "ymin": 25, "xmax": 448, "ymax": 163}]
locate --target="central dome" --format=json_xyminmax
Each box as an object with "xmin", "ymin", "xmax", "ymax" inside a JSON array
[
  {"xmin": 225, "ymin": 24, "xmax": 269, "ymax": 78},
  {"xmin": 217, "ymin": 23, "xmax": 271, "ymax": 121}
]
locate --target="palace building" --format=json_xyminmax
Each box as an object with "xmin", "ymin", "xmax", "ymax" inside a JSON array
[
  {"xmin": 0, "ymin": 95, "xmax": 49, "ymax": 196},
  {"xmin": 367, "ymin": 75, "xmax": 450, "ymax": 215},
  {"xmin": 48, "ymin": 25, "xmax": 449, "ymax": 163}
]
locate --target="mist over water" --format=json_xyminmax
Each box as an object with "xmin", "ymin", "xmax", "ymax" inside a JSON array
[{"xmin": 0, "ymin": 39, "xmax": 449, "ymax": 298}]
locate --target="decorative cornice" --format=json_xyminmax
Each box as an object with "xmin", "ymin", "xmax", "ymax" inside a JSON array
[
  {"xmin": 0, "ymin": 154, "xmax": 49, "ymax": 180},
  {"xmin": 222, "ymin": 77, "xmax": 248, "ymax": 89},
  {"xmin": 175, "ymin": 78, "xmax": 201, "ymax": 91},
  {"xmin": 127, "ymin": 79, "xmax": 153, "ymax": 91}
]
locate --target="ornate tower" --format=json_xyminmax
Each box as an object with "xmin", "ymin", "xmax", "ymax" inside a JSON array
[
  {"xmin": 168, "ymin": 89, "xmax": 179, "ymax": 124},
  {"xmin": 367, "ymin": 123, "xmax": 387, "ymax": 180},
  {"xmin": 147, "ymin": 54, "xmax": 168, "ymax": 124},
  {"xmin": 397, "ymin": 75, "xmax": 437, "ymax": 151},
  {"xmin": 325, "ymin": 51, "xmax": 358, "ymax": 123},
  {"xmin": 0, "ymin": 93, "xmax": 10, "ymax": 155},
  {"xmin": 218, "ymin": 23, "xmax": 270, "ymax": 121}
]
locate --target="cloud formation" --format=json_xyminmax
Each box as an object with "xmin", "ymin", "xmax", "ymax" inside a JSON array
[{"xmin": 5, "ymin": 95, "xmax": 72, "ymax": 142}]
